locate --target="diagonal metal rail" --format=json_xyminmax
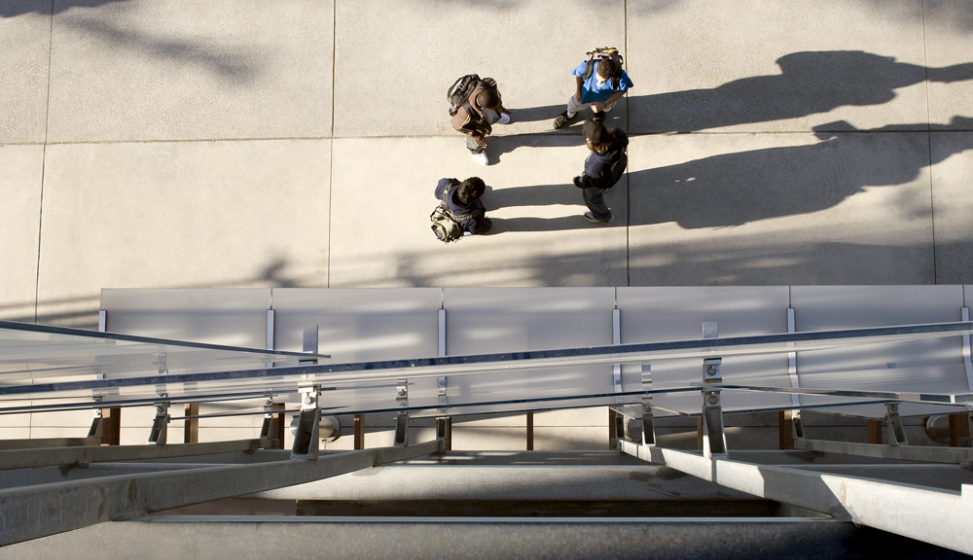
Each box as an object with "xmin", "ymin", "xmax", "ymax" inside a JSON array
[{"xmin": 0, "ymin": 438, "xmax": 443, "ymax": 546}]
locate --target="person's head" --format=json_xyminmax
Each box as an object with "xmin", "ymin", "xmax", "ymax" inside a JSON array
[
  {"xmin": 475, "ymin": 88, "xmax": 501, "ymax": 110},
  {"xmin": 457, "ymin": 177, "xmax": 486, "ymax": 205},
  {"xmin": 596, "ymin": 59, "xmax": 618, "ymax": 83},
  {"xmin": 583, "ymin": 119, "xmax": 615, "ymax": 153}
]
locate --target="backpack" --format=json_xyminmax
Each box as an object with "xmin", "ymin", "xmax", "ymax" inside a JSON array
[
  {"xmin": 430, "ymin": 190, "xmax": 482, "ymax": 243},
  {"xmin": 581, "ymin": 47, "xmax": 624, "ymax": 91},
  {"xmin": 447, "ymin": 74, "xmax": 482, "ymax": 117}
]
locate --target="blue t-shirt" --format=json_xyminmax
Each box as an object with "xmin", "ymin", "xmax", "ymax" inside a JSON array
[{"xmin": 571, "ymin": 60, "xmax": 634, "ymax": 105}]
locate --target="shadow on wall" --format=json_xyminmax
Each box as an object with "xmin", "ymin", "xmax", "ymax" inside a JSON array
[
  {"xmin": 507, "ymin": 51, "xmax": 973, "ymax": 132},
  {"xmin": 0, "ymin": 0, "xmax": 129, "ymax": 17}
]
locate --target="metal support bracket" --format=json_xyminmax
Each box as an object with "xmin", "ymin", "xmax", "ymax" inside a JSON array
[
  {"xmin": 394, "ymin": 411, "xmax": 410, "ymax": 447},
  {"xmin": 701, "ymin": 358, "xmax": 727, "ymax": 459},
  {"xmin": 148, "ymin": 402, "xmax": 170, "ymax": 446},
  {"xmin": 886, "ymin": 403, "xmax": 909, "ymax": 447},
  {"xmin": 259, "ymin": 397, "xmax": 275, "ymax": 440},
  {"xmin": 396, "ymin": 379, "xmax": 409, "ymax": 408},
  {"xmin": 436, "ymin": 416, "xmax": 451, "ymax": 443},
  {"xmin": 610, "ymin": 409, "xmax": 626, "ymax": 449},
  {"xmin": 87, "ymin": 408, "xmax": 105, "ymax": 440},
  {"xmin": 291, "ymin": 386, "xmax": 321, "ymax": 460},
  {"xmin": 641, "ymin": 400, "xmax": 656, "ymax": 446},
  {"xmin": 792, "ymin": 408, "xmax": 806, "ymax": 440}
]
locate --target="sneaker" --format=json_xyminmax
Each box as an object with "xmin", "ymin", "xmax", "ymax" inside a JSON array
[
  {"xmin": 553, "ymin": 111, "xmax": 571, "ymax": 129},
  {"xmin": 473, "ymin": 152, "xmax": 489, "ymax": 166},
  {"xmin": 584, "ymin": 211, "xmax": 614, "ymax": 224},
  {"xmin": 498, "ymin": 113, "xmax": 511, "ymax": 124}
]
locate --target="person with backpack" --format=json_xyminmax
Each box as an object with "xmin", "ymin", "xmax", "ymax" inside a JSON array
[
  {"xmin": 554, "ymin": 48, "xmax": 633, "ymax": 129},
  {"xmin": 431, "ymin": 177, "xmax": 492, "ymax": 241},
  {"xmin": 449, "ymin": 75, "xmax": 510, "ymax": 165},
  {"xmin": 573, "ymin": 114, "xmax": 628, "ymax": 224}
]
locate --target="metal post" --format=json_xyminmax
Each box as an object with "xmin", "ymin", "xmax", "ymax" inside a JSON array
[
  {"xmin": 291, "ymin": 386, "xmax": 321, "ymax": 460},
  {"xmin": 867, "ymin": 418, "xmax": 883, "ymax": 444},
  {"xmin": 778, "ymin": 410, "xmax": 795, "ymax": 450},
  {"xmin": 439, "ymin": 309, "xmax": 448, "ymax": 408},
  {"xmin": 641, "ymin": 401, "xmax": 656, "ymax": 446},
  {"xmin": 436, "ymin": 417, "xmax": 452, "ymax": 451},
  {"xmin": 949, "ymin": 413, "xmax": 971, "ymax": 447},
  {"xmin": 354, "ymin": 414, "xmax": 365, "ymax": 450},
  {"xmin": 885, "ymin": 403, "xmax": 909, "ymax": 447},
  {"xmin": 608, "ymin": 408, "xmax": 617, "ymax": 447},
  {"xmin": 184, "ymin": 403, "xmax": 199, "ymax": 443},
  {"xmin": 87, "ymin": 409, "xmax": 105, "ymax": 440},
  {"xmin": 147, "ymin": 402, "xmax": 169, "ymax": 446},
  {"xmin": 701, "ymin": 358, "xmax": 727, "ymax": 459},
  {"xmin": 612, "ymin": 309, "xmax": 622, "ymax": 394},
  {"xmin": 526, "ymin": 411, "xmax": 534, "ymax": 450},
  {"xmin": 393, "ymin": 411, "xmax": 409, "ymax": 448}
]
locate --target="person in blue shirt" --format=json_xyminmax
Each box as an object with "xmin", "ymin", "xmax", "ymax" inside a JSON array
[{"xmin": 554, "ymin": 58, "xmax": 634, "ymax": 129}]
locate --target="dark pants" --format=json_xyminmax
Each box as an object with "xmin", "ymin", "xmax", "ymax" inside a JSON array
[
  {"xmin": 466, "ymin": 109, "xmax": 500, "ymax": 154},
  {"xmin": 582, "ymin": 187, "xmax": 612, "ymax": 222}
]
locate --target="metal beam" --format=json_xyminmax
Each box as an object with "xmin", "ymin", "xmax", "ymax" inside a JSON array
[
  {"xmin": 0, "ymin": 438, "xmax": 278, "ymax": 471},
  {"xmin": 795, "ymin": 438, "xmax": 973, "ymax": 464},
  {"xmin": 0, "ymin": 439, "xmax": 443, "ymax": 546},
  {"xmin": 617, "ymin": 440, "xmax": 973, "ymax": 555},
  {"xmin": 0, "ymin": 437, "xmax": 101, "ymax": 451}
]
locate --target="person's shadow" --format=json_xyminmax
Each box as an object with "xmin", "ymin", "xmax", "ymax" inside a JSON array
[
  {"xmin": 483, "ymin": 117, "xmax": 973, "ymax": 233},
  {"xmin": 504, "ymin": 51, "xmax": 973, "ymax": 134}
]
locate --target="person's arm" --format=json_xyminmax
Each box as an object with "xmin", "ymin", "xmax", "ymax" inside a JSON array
[
  {"xmin": 574, "ymin": 76, "xmax": 584, "ymax": 102},
  {"xmin": 603, "ymin": 90, "xmax": 625, "ymax": 107}
]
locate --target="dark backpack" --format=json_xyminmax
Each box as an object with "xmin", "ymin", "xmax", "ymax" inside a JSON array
[
  {"xmin": 447, "ymin": 74, "xmax": 482, "ymax": 117},
  {"xmin": 430, "ymin": 190, "xmax": 481, "ymax": 243},
  {"xmin": 581, "ymin": 47, "xmax": 624, "ymax": 91}
]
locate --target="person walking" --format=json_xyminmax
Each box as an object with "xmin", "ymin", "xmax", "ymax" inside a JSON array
[{"xmin": 573, "ymin": 114, "xmax": 628, "ymax": 224}]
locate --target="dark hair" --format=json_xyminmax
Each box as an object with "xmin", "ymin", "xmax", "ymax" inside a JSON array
[
  {"xmin": 588, "ymin": 131, "xmax": 616, "ymax": 153},
  {"xmin": 457, "ymin": 177, "xmax": 486, "ymax": 205},
  {"xmin": 596, "ymin": 59, "xmax": 617, "ymax": 79},
  {"xmin": 475, "ymin": 88, "xmax": 501, "ymax": 110}
]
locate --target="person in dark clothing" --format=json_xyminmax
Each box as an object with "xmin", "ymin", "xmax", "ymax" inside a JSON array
[
  {"xmin": 434, "ymin": 177, "xmax": 493, "ymax": 235},
  {"xmin": 573, "ymin": 113, "xmax": 628, "ymax": 223}
]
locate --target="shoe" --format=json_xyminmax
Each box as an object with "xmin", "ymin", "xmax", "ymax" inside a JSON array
[
  {"xmin": 553, "ymin": 111, "xmax": 571, "ymax": 129},
  {"xmin": 473, "ymin": 152, "xmax": 489, "ymax": 166},
  {"xmin": 498, "ymin": 113, "xmax": 511, "ymax": 124},
  {"xmin": 584, "ymin": 211, "xmax": 614, "ymax": 224}
]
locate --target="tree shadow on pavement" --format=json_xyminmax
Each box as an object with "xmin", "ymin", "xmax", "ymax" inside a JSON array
[{"xmin": 0, "ymin": 0, "xmax": 129, "ymax": 17}]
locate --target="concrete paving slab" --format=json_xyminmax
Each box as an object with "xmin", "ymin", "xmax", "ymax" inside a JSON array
[
  {"xmin": 627, "ymin": 0, "xmax": 929, "ymax": 133},
  {"xmin": 931, "ymin": 132, "xmax": 973, "ymax": 284},
  {"xmin": 626, "ymin": 132, "xmax": 936, "ymax": 285},
  {"xmin": 36, "ymin": 139, "xmax": 331, "ymax": 328},
  {"xmin": 922, "ymin": 0, "xmax": 973, "ymax": 128},
  {"xmin": 333, "ymin": 0, "xmax": 625, "ymax": 138},
  {"xmin": 46, "ymin": 0, "xmax": 334, "ymax": 142},
  {"xmin": 0, "ymin": 144, "xmax": 43, "ymax": 322},
  {"xmin": 329, "ymin": 137, "xmax": 627, "ymax": 287},
  {"xmin": 0, "ymin": 2, "xmax": 51, "ymax": 144}
]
